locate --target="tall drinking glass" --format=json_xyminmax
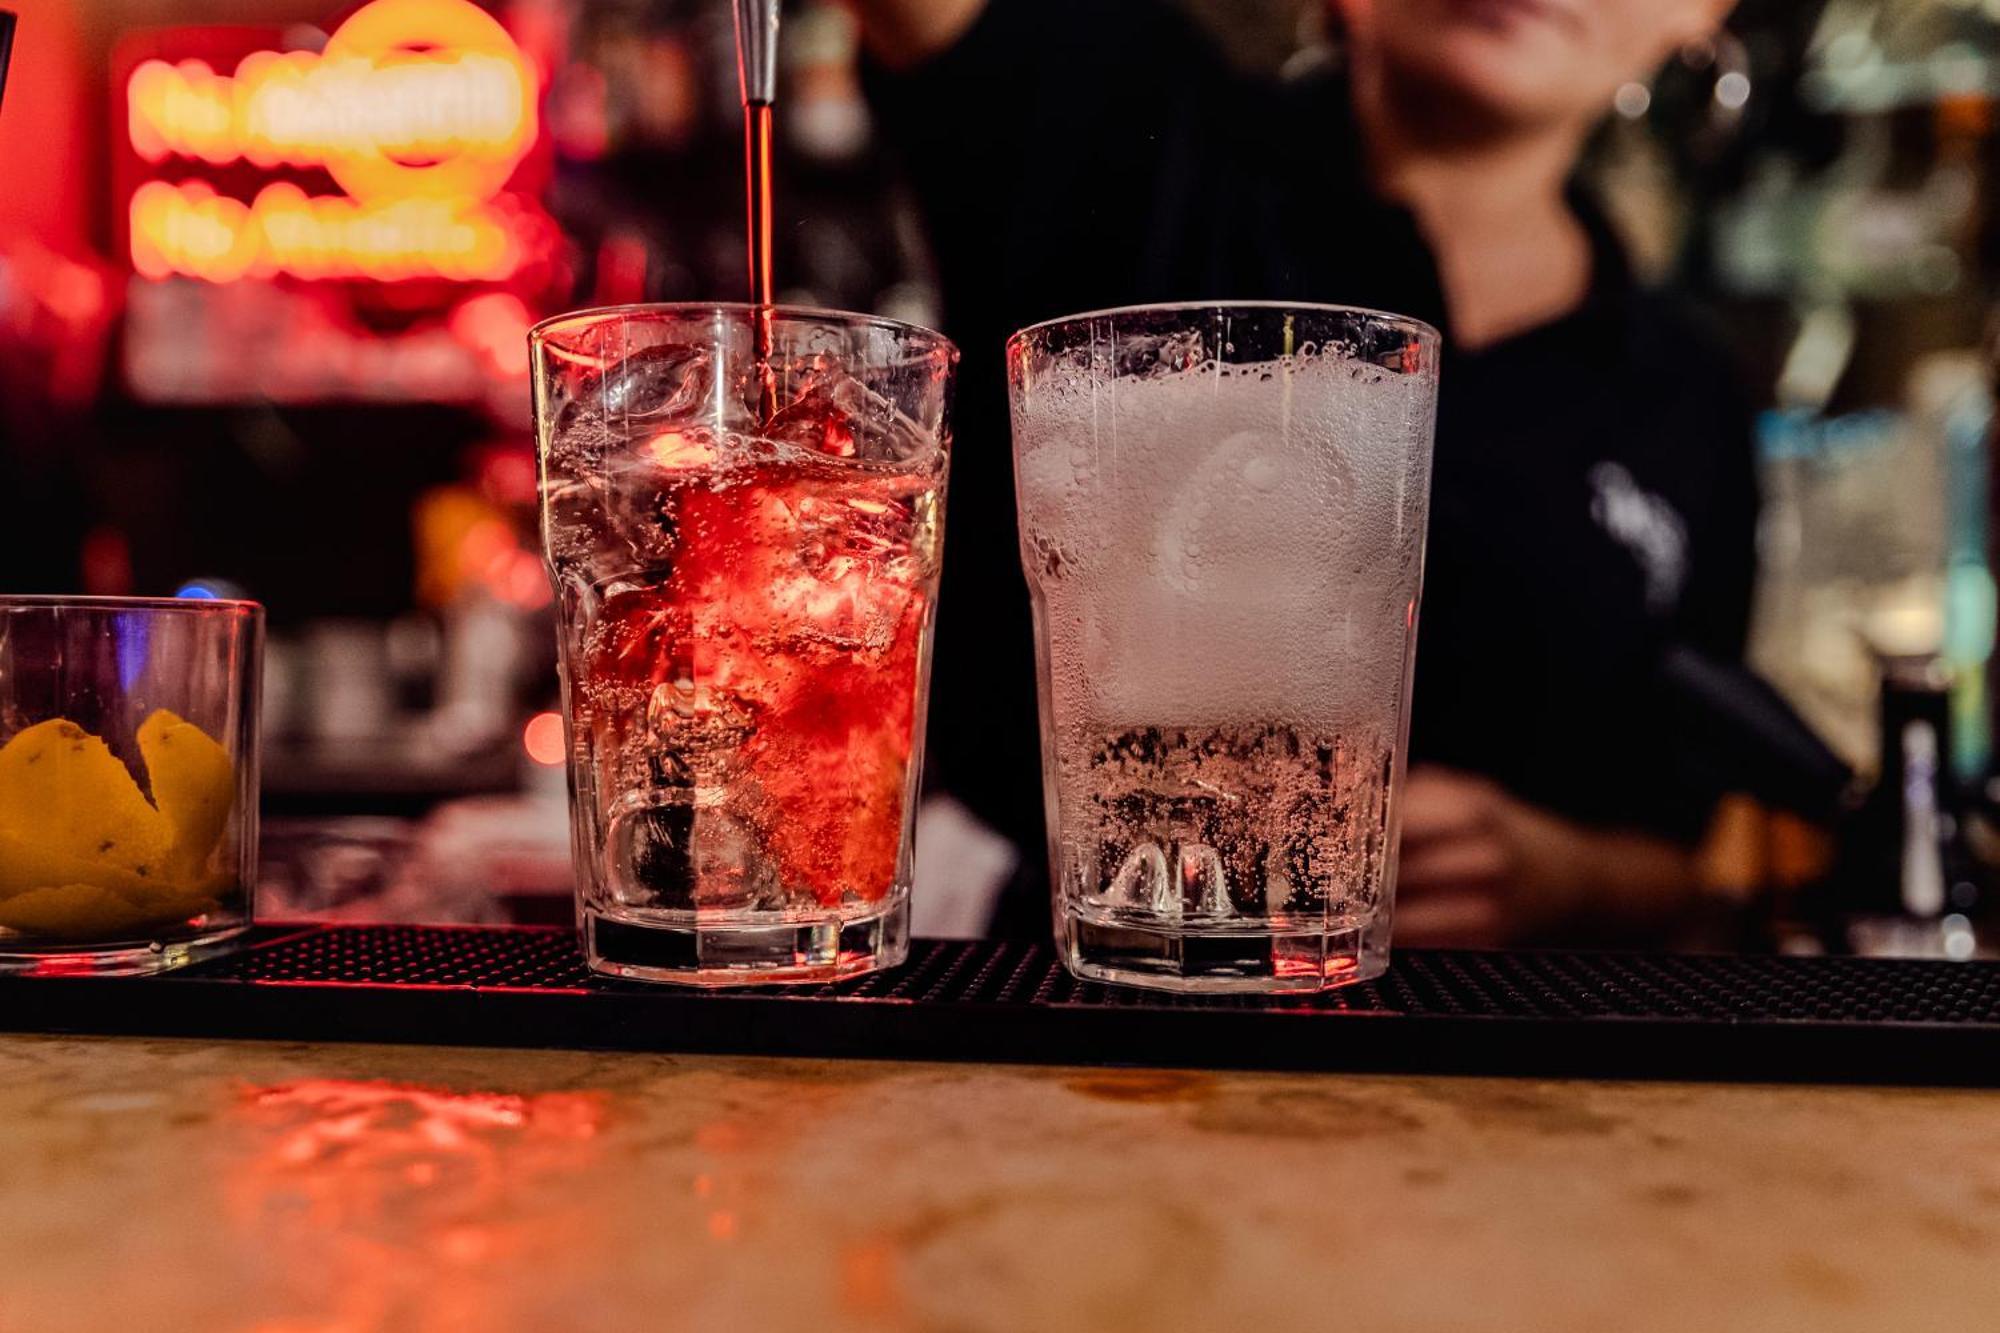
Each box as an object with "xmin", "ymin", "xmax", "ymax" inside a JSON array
[
  {"xmin": 1009, "ymin": 303, "xmax": 1439, "ymax": 993},
  {"xmin": 533, "ymin": 304, "xmax": 956, "ymax": 984}
]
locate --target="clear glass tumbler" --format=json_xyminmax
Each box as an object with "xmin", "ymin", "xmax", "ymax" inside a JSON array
[
  {"xmin": 533, "ymin": 304, "xmax": 956, "ymax": 984},
  {"xmin": 1009, "ymin": 303, "xmax": 1440, "ymax": 993},
  {"xmin": 0, "ymin": 595, "xmax": 262, "ymax": 974}
]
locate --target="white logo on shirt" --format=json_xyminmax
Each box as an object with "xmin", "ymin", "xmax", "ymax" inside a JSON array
[{"xmin": 1589, "ymin": 461, "xmax": 1687, "ymax": 614}]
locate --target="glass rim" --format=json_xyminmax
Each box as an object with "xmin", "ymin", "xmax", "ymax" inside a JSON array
[
  {"xmin": 529, "ymin": 301, "xmax": 960, "ymax": 361},
  {"xmin": 0, "ymin": 594, "xmax": 264, "ymax": 616},
  {"xmin": 1007, "ymin": 299, "xmax": 1443, "ymax": 352}
]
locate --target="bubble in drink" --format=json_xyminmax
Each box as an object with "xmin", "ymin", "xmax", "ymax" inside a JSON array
[{"xmin": 1063, "ymin": 723, "xmax": 1394, "ymax": 930}]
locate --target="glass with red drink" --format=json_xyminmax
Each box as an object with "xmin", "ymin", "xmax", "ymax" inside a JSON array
[{"xmin": 532, "ymin": 305, "xmax": 955, "ymax": 984}]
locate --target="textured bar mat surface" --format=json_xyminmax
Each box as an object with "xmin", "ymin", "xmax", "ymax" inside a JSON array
[{"xmin": 2, "ymin": 923, "xmax": 1997, "ymax": 1085}]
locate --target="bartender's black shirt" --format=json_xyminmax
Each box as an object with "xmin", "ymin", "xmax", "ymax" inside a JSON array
[{"xmin": 866, "ymin": 0, "xmax": 1760, "ymax": 869}]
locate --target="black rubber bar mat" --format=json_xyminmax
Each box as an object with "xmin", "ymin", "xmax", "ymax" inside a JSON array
[{"xmin": 3, "ymin": 923, "xmax": 1998, "ymax": 1086}]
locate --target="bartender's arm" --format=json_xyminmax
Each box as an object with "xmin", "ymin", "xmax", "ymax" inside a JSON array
[
  {"xmin": 1395, "ymin": 769, "xmax": 1702, "ymax": 948},
  {"xmin": 849, "ymin": 0, "xmax": 986, "ymax": 69}
]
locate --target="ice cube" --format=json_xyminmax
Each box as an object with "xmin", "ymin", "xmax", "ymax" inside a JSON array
[
  {"xmin": 689, "ymin": 805, "xmax": 783, "ymax": 911},
  {"xmin": 1156, "ymin": 430, "xmax": 1341, "ymax": 595},
  {"xmin": 543, "ymin": 411, "xmax": 670, "ymax": 575},
  {"xmin": 598, "ymin": 344, "xmax": 714, "ymax": 423},
  {"xmin": 1115, "ymin": 328, "xmax": 1206, "ymax": 379},
  {"xmin": 767, "ymin": 361, "xmax": 932, "ymax": 464},
  {"xmin": 743, "ymin": 651, "xmax": 917, "ymax": 905},
  {"xmin": 545, "ymin": 407, "xmax": 614, "ymax": 482},
  {"xmin": 797, "ymin": 506, "xmax": 926, "ymax": 650},
  {"xmin": 589, "ymin": 466, "xmax": 676, "ymax": 569},
  {"xmin": 606, "ymin": 799, "xmax": 694, "ymax": 906},
  {"xmin": 667, "ymin": 458, "xmax": 926, "ymax": 653},
  {"xmin": 1180, "ymin": 842, "xmax": 1232, "ymax": 917},
  {"xmin": 586, "ymin": 586, "xmax": 687, "ymax": 692},
  {"xmin": 1096, "ymin": 841, "xmax": 1174, "ymax": 914},
  {"xmin": 549, "ymin": 341, "xmax": 768, "ymax": 450}
]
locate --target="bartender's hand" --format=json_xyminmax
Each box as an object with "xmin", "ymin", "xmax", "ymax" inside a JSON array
[
  {"xmin": 1395, "ymin": 767, "xmax": 1701, "ymax": 947},
  {"xmin": 847, "ymin": 0, "xmax": 986, "ymax": 69}
]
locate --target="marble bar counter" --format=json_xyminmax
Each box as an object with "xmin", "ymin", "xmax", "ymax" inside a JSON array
[{"xmin": 3, "ymin": 1034, "xmax": 1998, "ymax": 1330}]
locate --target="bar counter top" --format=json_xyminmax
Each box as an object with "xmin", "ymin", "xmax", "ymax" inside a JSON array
[{"xmin": 3, "ymin": 1033, "xmax": 1996, "ymax": 1331}]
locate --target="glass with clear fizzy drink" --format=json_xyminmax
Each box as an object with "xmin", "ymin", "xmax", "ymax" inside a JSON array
[{"xmin": 1009, "ymin": 303, "xmax": 1439, "ymax": 993}]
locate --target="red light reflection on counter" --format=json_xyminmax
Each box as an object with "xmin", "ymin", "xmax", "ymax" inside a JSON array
[
  {"xmin": 240, "ymin": 1078, "xmax": 600, "ymax": 1172},
  {"xmin": 840, "ymin": 1238, "xmax": 904, "ymax": 1318},
  {"xmin": 227, "ymin": 1079, "xmax": 606, "ymax": 1330}
]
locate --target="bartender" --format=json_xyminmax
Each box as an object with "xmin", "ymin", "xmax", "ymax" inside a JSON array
[{"xmin": 853, "ymin": 0, "xmax": 1751, "ymax": 944}]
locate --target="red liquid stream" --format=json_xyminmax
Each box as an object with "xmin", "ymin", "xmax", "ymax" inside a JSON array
[
  {"xmin": 744, "ymin": 99, "xmax": 777, "ymax": 421},
  {"xmin": 744, "ymin": 101, "xmax": 775, "ymax": 310}
]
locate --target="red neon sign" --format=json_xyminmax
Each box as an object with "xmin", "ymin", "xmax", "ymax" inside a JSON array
[{"xmin": 124, "ymin": 0, "xmax": 544, "ymax": 285}]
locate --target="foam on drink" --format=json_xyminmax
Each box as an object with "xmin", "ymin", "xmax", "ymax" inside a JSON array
[{"xmin": 1018, "ymin": 349, "xmax": 1432, "ymax": 732}]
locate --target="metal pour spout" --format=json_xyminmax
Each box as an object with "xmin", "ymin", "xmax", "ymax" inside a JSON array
[
  {"xmin": 0, "ymin": 11, "xmax": 18, "ymax": 115},
  {"xmin": 733, "ymin": 0, "xmax": 779, "ymax": 107}
]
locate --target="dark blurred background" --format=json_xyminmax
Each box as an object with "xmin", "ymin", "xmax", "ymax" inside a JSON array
[{"xmin": 3, "ymin": 0, "xmax": 1997, "ymax": 942}]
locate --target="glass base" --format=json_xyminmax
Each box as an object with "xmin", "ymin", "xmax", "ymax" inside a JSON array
[
  {"xmin": 583, "ymin": 899, "xmax": 909, "ymax": 986},
  {"xmin": 0, "ymin": 922, "xmax": 252, "ymax": 978},
  {"xmin": 1058, "ymin": 912, "xmax": 1388, "ymax": 995}
]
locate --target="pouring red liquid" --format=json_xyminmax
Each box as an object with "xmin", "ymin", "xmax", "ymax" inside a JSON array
[{"xmin": 734, "ymin": 0, "xmax": 780, "ymax": 419}]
